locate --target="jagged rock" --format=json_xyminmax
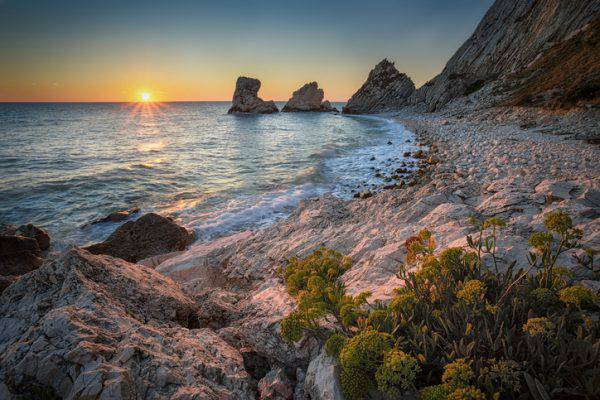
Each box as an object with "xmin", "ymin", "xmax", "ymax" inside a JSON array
[
  {"xmin": 304, "ymin": 351, "xmax": 343, "ymax": 400},
  {"xmin": 282, "ymin": 82, "xmax": 338, "ymax": 112},
  {"xmin": 2, "ymin": 223, "xmax": 50, "ymax": 251},
  {"xmin": 0, "ymin": 248, "xmax": 255, "ymax": 399},
  {"xmin": 411, "ymin": 0, "xmax": 600, "ymax": 111},
  {"xmin": 0, "ymin": 235, "xmax": 43, "ymax": 276},
  {"xmin": 228, "ymin": 77, "xmax": 279, "ymax": 114},
  {"xmin": 258, "ymin": 368, "xmax": 294, "ymax": 400},
  {"xmin": 85, "ymin": 213, "xmax": 195, "ymax": 263},
  {"xmin": 84, "ymin": 207, "xmax": 140, "ymax": 226},
  {"xmin": 342, "ymin": 59, "xmax": 415, "ymax": 114}
]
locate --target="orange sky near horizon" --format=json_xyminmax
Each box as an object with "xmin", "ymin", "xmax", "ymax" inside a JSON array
[{"xmin": 0, "ymin": 0, "xmax": 495, "ymax": 103}]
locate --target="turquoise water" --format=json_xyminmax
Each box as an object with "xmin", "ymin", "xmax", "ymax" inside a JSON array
[{"xmin": 0, "ymin": 102, "xmax": 417, "ymax": 249}]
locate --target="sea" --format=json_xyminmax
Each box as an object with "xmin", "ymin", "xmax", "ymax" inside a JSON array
[{"xmin": 0, "ymin": 102, "xmax": 418, "ymax": 250}]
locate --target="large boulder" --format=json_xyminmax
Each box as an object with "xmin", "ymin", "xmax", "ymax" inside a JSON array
[
  {"xmin": 228, "ymin": 77, "xmax": 279, "ymax": 114},
  {"xmin": 342, "ymin": 59, "xmax": 415, "ymax": 114},
  {"xmin": 282, "ymin": 82, "xmax": 338, "ymax": 112},
  {"xmin": 0, "ymin": 248, "xmax": 255, "ymax": 399},
  {"xmin": 85, "ymin": 213, "xmax": 195, "ymax": 263},
  {"xmin": 0, "ymin": 235, "xmax": 44, "ymax": 276},
  {"xmin": 304, "ymin": 351, "xmax": 343, "ymax": 400}
]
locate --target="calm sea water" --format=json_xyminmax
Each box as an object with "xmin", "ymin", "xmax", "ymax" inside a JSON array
[{"xmin": 0, "ymin": 102, "xmax": 417, "ymax": 250}]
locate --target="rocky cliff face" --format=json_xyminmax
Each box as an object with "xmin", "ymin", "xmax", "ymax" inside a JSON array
[
  {"xmin": 228, "ymin": 77, "xmax": 279, "ymax": 114},
  {"xmin": 411, "ymin": 0, "xmax": 600, "ymax": 111},
  {"xmin": 342, "ymin": 59, "xmax": 415, "ymax": 114},
  {"xmin": 282, "ymin": 82, "xmax": 338, "ymax": 112}
]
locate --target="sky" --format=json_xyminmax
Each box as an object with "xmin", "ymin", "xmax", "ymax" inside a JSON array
[{"xmin": 0, "ymin": 0, "xmax": 495, "ymax": 102}]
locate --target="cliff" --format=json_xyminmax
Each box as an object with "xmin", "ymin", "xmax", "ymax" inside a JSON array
[{"xmin": 411, "ymin": 0, "xmax": 600, "ymax": 111}]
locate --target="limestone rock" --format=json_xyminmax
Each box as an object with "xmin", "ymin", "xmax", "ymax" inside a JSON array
[
  {"xmin": 282, "ymin": 82, "xmax": 338, "ymax": 112},
  {"xmin": 85, "ymin": 213, "xmax": 196, "ymax": 263},
  {"xmin": 0, "ymin": 248, "xmax": 255, "ymax": 399},
  {"xmin": 342, "ymin": 59, "xmax": 415, "ymax": 114},
  {"xmin": 258, "ymin": 368, "xmax": 294, "ymax": 400},
  {"xmin": 0, "ymin": 235, "xmax": 43, "ymax": 276},
  {"xmin": 228, "ymin": 77, "xmax": 279, "ymax": 114},
  {"xmin": 304, "ymin": 351, "xmax": 343, "ymax": 400}
]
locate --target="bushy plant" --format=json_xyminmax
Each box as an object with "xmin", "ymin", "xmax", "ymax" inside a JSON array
[
  {"xmin": 375, "ymin": 349, "xmax": 420, "ymax": 396},
  {"xmin": 279, "ymin": 212, "xmax": 600, "ymax": 399}
]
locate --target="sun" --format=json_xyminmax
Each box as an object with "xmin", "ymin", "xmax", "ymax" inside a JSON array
[{"xmin": 140, "ymin": 92, "xmax": 151, "ymax": 102}]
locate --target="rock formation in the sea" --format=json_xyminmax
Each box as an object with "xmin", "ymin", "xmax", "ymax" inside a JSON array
[
  {"xmin": 0, "ymin": 248, "xmax": 256, "ymax": 399},
  {"xmin": 410, "ymin": 0, "xmax": 600, "ymax": 111},
  {"xmin": 282, "ymin": 82, "xmax": 338, "ymax": 112},
  {"xmin": 342, "ymin": 59, "xmax": 415, "ymax": 114},
  {"xmin": 85, "ymin": 213, "xmax": 195, "ymax": 263},
  {"xmin": 228, "ymin": 76, "xmax": 279, "ymax": 114}
]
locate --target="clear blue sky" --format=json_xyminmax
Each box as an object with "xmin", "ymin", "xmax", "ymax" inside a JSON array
[{"xmin": 0, "ymin": 0, "xmax": 495, "ymax": 101}]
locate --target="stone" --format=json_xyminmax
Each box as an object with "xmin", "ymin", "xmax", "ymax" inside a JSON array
[
  {"xmin": 0, "ymin": 248, "xmax": 254, "ymax": 399},
  {"xmin": 304, "ymin": 351, "xmax": 343, "ymax": 400},
  {"xmin": 258, "ymin": 368, "xmax": 294, "ymax": 400},
  {"xmin": 0, "ymin": 275, "xmax": 17, "ymax": 294},
  {"xmin": 342, "ymin": 59, "xmax": 415, "ymax": 114},
  {"xmin": 85, "ymin": 213, "xmax": 196, "ymax": 263},
  {"xmin": 14, "ymin": 224, "xmax": 50, "ymax": 250},
  {"xmin": 228, "ymin": 77, "xmax": 279, "ymax": 114},
  {"xmin": 0, "ymin": 235, "xmax": 43, "ymax": 276},
  {"xmin": 282, "ymin": 82, "xmax": 337, "ymax": 112},
  {"xmin": 86, "ymin": 207, "xmax": 140, "ymax": 226}
]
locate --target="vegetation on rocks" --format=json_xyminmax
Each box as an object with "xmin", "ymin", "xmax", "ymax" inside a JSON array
[{"xmin": 280, "ymin": 211, "xmax": 600, "ymax": 399}]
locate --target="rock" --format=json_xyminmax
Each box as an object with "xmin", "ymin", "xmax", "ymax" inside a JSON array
[
  {"xmin": 282, "ymin": 82, "xmax": 337, "ymax": 112},
  {"xmin": 304, "ymin": 351, "xmax": 343, "ymax": 400},
  {"xmin": 0, "ymin": 275, "xmax": 17, "ymax": 294},
  {"xmin": 258, "ymin": 368, "xmax": 294, "ymax": 400},
  {"xmin": 0, "ymin": 248, "xmax": 255, "ymax": 399},
  {"xmin": 0, "ymin": 235, "xmax": 43, "ymax": 276},
  {"xmin": 86, "ymin": 207, "xmax": 140, "ymax": 226},
  {"xmin": 228, "ymin": 77, "xmax": 279, "ymax": 114},
  {"xmin": 85, "ymin": 213, "xmax": 196, "ymax": 263},
  {"xmin": 342, "ymin": 59, "xmax": 415, "ymax": 114},
  {"xmin": 2, "ymin": 223, "xmax": 50, "ymax": 251}
]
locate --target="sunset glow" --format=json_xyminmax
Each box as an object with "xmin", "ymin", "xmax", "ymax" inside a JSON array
[{"xmin": 140, "ymin": 92, "xmax": 151, "ymax": 102}]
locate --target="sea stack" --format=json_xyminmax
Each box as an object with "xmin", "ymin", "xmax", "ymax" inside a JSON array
[
  {"xmin": 282, "ymin": 82, "xmax": 338, "ymax": 112},
  {"xmin": 342, "ymin": 59, "xmax": 415, "ymax": 114},
  {"xmin": 228, "ymin": 77, "xmax": 279, "ymax": 114}
]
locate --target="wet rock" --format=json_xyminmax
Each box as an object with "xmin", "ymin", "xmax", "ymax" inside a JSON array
[
  {"xmin": 258, "ymin": 368, "xmax": 294, "ymax": 400},
  {"xmin": 228, "ymin": 77, "xmax": 279, "ymax": 114},
  {"xmin": 86, "ymin": 207, "xmax": 140, "ymax": 226},
  {"xmin": 342, "ymin": 59, "xmax": 415, "ymax": 114},
  {"xmin": 85, "ymin": 213, "xmax": 196, "ymax": 263},
  {"xmin": 0, "ymin": 235, "xmax": 43, "ymax": 276},
  {"xmin": 282, "ymin": 82, "xmax": 338, "ymax": 112}
]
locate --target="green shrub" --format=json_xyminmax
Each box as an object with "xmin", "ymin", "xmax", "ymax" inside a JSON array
[
  {"xmin": 375, "ymin": 349, "xmax": 421, "ymax": 397},
  {"xmin": 325, "ymin": 332, "xmax": 347, "ymax": 358},
  {"xmin": 279, "ymin": 212, "xmax": 600, "ymax": 399},
  {"xmin": 447, "ymin": 386, "xmax": 485, "ymax": 400},
  {"xmin": 420, "ymin": 385, "xmax": 449, "ymax": 400},
  {"xmin": 442, "ymin": 359, "xmax": 474, "ymax": 391}
]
